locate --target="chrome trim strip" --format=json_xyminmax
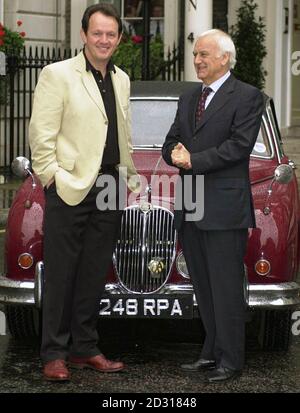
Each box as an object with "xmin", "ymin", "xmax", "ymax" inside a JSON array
[
  {"xmin": 265, "ymin": 103, "xmax": 283, "ymax": 163},
  {"xmin": 34, "ymin": 261, "xmax": 44, "ymax": 309},
  {"xmin": 131, "ymin": 97, "xmax": 178, "ymax": 101},
  {"xmin": 133, "ymin": 146, "xmax": 162, "ymax": 151}
]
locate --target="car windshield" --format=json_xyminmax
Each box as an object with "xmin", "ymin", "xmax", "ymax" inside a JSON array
[
  {"xmin": 131, "ymin": 99, "xmax": 178, "ymax": 147},
  {"xmin": 131, "ymin": 99, "xmax": 272, "ymax": 158}
]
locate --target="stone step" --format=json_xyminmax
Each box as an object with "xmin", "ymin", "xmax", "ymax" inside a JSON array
[
  {"xmin": 283, "ymin": 142, "xmax": 300, "ymax": 157},
  {"xmin": 282, "ymin": 127, "xmax": 300, "ymax": 137}
]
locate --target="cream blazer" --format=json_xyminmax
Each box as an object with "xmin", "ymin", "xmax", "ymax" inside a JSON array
[{"xmin": 29, "ymin": 51, "xmax": 139, "ymax": 206}]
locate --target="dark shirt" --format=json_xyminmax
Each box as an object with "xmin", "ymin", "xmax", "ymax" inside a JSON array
[{"xmin": 84, "ymin": 51, "xmax": 120, "ymax": 167}]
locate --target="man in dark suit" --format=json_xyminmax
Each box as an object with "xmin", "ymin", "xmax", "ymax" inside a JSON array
[{"xmin": 162, "ymin": 29, "xmax": 264, "ymax": 383}]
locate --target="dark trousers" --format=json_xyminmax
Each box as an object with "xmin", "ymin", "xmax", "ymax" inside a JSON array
[
  {"xmin": 179, "ymin": 222, "xmax": 248, "ymax": 371},
  {"xmin": 41, "ymin": 179, "xmax": 122, "ymax": 363}
]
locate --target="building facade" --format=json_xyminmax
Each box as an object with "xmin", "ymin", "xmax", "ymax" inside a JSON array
[
  {"xmin": 1, "ymin": 0, "xmax": 299, "ymax": 129},
  {"xmin": 184, "ymin": 0, "xmax": 300, "ymax": 130}
]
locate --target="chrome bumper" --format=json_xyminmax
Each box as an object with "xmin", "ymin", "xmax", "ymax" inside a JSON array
[
  {"xmin": 1, "ymin": 269, "xmax": 300, "ymax": 310},
  {"xmin": 0, "ymin": 276, "xmax": 35, "ymax": 306},
  {"xmin": 159, "ymin": 282, "xmax": 300, "ymax": 308},
  {"xmin": 0, "ymin": 262, "xmax": 43, "ymax": 308}
]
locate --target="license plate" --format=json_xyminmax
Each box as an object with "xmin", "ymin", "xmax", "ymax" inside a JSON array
[{"xmin": 99, "ymin": 294, "xmax": 193, "ymax": 318}]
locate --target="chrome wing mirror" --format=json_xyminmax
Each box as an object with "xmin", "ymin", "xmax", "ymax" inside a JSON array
[
  {"xmin": 274, "ymin": 164, "xmax": 293, "ymax": 184},
  {"xmin": 264, "ymin": 164, "xmax": 293, "ymax": 215},
  {"xmin": 11, "ymin": 156, "xmax": 36, "ymax": 188}
]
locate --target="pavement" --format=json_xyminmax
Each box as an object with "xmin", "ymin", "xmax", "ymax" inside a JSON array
[{"xmin": 1, "ymin": 319, "xmax": 300, "ymax": 393}]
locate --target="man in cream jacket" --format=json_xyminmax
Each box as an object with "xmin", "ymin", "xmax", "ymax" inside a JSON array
[{"xmin": 29, "ymin": 3, "xmax": 139, "ymax": 382}]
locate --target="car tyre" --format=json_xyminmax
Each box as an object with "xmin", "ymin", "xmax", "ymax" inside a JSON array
[
  {"xmin": 5, "ymin": 306, "xmax": 41, "ymax": 339},
  {"xmin": 259, "ymin": 309, "xmax": 292, "ymax": 351}
]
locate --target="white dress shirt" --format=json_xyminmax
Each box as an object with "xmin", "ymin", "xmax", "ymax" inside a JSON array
[{"xmin": 203, "ymin": 71, "xmax": 231, "ymax": 109}]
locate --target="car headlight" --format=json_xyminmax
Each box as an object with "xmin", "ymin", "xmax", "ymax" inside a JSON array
[{"xmin": 176, "ymin": 251, "xmax": 190, "ymax": 279}]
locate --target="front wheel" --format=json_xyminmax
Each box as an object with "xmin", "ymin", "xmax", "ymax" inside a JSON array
[{"xmin": 5, "ymin": 306, "xmax": 41, "ymax": 339}]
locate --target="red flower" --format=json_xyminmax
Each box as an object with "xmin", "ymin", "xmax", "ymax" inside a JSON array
[
  {"xmin": 131, "ymin": 35, "xmax": 143, "ymax": 44},
  {"xmin": 17, "ymin": 20, "xmax": 22, "ymax": 26},
  {"xmin": 20, "ymin": 31, "xmax": 26, "ymax": 37},
  {"xmin": 0, "ymin": 30, "xmax": 5, "ymax": 38}
]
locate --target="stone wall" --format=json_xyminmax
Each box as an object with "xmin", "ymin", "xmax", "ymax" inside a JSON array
[{"xmin": 4, "ymin": 0, "xmax": 67, "ymax": 50}]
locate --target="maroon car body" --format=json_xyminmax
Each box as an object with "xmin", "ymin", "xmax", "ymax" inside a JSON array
[{"xmin": 1, "ymin": 81, "xmax": 300, "ymax": 350}]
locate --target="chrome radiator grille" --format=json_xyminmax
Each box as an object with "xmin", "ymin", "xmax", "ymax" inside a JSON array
[{"xmin": 114, "ymin": 205, "xmax": 176, "ymax": 293}]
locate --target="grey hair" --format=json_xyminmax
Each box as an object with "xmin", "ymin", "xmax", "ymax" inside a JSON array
[{"xmin": 198, "ymin": 29, "xmax": 236, "ymax": 69}]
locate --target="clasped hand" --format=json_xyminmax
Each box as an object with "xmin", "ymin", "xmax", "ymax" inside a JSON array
[{"xmin": 171, "ymin": 143, "xmax": 192, "ymax": 170}]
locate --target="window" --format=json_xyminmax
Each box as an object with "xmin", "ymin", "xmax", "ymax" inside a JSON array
[
  {"xmin": 94, "ymin": 1, "xmax": 165, "ymax": 38},
  {"xmin": 122, "ymin": 0, "xmax": 164, "ymax": 38},
  {"xmin": 92, "ymin": 1, "xmax": 122, "ymax": 13},
  {"xmin": 252, "ymin": 121, "xmax": 272, "ymax": 158},
  {"xmin": 213, "ymin": 0, "xmax": 228, "ymax": 32}
]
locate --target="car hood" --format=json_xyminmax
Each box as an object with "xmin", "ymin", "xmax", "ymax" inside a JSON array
[
  {"xmin": 132, "ymin": 150, "xmax": 177, "ymax": 177},
  {"xmin": 132, "ymin": 149, "xmax": 277, "ymax": 184}
]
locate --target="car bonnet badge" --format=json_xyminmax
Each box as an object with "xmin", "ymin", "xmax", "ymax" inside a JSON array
[
  {"xmin": 148, "ymin": 258, "xmax": 165, "ymax": 279},
  {"xmin": 139, "ymin": 201, "xmax": 153, "ymax": 213}
]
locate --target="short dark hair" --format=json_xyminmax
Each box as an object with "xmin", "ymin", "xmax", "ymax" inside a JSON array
[{"xmin": 81, "ymin": 3, "xmax": 123, "ymax": 35}]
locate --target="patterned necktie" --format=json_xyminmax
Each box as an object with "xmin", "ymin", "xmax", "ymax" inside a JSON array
[{"xmin": 195, "ymin": 87, "xmax": 212, "ymax": 124}]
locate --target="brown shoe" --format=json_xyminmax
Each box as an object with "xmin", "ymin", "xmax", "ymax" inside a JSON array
[
  {"xmin": 43, "ymin": 359, "xmax": 70, "ymax": 382},
  {"xmin": 68, "ymin": 354, "xmax": 125, "ymax": 373}
]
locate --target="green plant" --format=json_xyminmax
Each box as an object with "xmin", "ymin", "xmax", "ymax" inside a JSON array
[
  {"xmin": 0, "ymin": 21, "xmax": 26, "ymax": 104},
  {"xmin": 113, "ymin": 34, "xmax": 164, "ymax": 80},
  {"xmin": 230, "ymin": 0, "xmax": 267, "ymax": 90},
  {"xmin": 0, "ymin": 20, "xmax": 25, "ymax": 55}
]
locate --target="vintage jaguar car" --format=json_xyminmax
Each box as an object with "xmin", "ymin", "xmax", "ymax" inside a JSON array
[{"xmin": 0, "ymin": 81, "xmax": 299, "ymax": 350}]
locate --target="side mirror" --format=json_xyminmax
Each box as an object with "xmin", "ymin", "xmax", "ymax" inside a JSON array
[
  {"xmin": 274, "ymin": 164, "xmax": 293, "ymax": 184},
  {"xmin": 11, "ymin": 156, "xmax": 31, "ymax": 178},
  {"xmin": 11, "ymin": 156, "xmax": 36, "ymax": 188},
  {"xmin": 264, "ymin": 164, "xmax": 294, "ymax": 215}
]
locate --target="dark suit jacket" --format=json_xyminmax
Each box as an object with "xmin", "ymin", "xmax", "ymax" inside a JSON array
[{"xmin": 162, "ymin": 74, "xmax": 264, "ymax": 231}]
